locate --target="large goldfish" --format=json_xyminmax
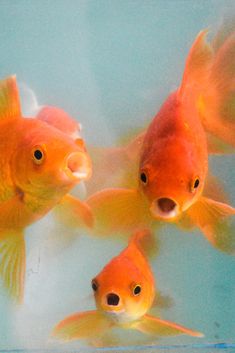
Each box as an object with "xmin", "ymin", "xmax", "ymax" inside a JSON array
[
  {"xmin": 86, "ymin": 27, "xmax": 235, "ymax": 253},
  {"xmin": 0, "ymin": 76, "xmax": 92, "ymax": 302},
  {"xmin": 53, "ymin": 229, "xmax": 203, "ymax": 345}
]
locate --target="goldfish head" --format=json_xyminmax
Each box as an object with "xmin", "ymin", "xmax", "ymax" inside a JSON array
[
  {"xmin": 139, "ymin": 134, "xmax": 207, "ymax": 220},
  {"xmin": 11, "ymin": 118, "xmax": 92, "ymax": 198},
  {"xmin": 91, "ymin": 255, "xmax": 155, "ymax": 324}
]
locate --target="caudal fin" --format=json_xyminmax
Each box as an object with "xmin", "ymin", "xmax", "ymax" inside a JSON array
[
  {"xmin": 0, "ymin": 230, "xmax": 26, "ymax": 303},
  {"xmin": 179, "ymin": 24, "xmax": 235, "ymax": 150},
  {"xmin": 133, "ymin": 314, "xmax": 203, "ymax": 337},
  {"xmin": 52, "ymin": 310, "xmax": 112, "ymax": 342}
]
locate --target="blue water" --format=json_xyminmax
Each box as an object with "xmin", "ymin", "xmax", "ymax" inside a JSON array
[{"xmin": 0, "ymin": 0, "xmax": 234, "ymax": 351}]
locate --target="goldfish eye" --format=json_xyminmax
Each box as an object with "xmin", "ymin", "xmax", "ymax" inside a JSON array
[
  {"xmin": 194, "ymin": 178, "xmax": 200, "ymax": 188},
  {"xmin": 91, "ymin": 279, "xmax": 98, "ymax": 292},
  {"xmin": 32, "ymin": 146, "xmax": 45, "ymax": 165},
  {"xmin": 140, "ymin": 172, "xmax": 148, "ymax": 185},
  {"xmin": 133, "ymin": 284, "xmax": 142, "ymax": 296}
]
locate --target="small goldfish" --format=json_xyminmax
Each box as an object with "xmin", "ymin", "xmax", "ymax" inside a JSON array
[
  {"xmin": 0, "ymin": 76, "xmax": 92, "ymax": 302},
  {"xmin": 86, "ymin": 26, "xmax": 235, "ymax": 253},
  {"xmin": 53, "ymin": 229, "xmax": 203, "ymax": 345}
]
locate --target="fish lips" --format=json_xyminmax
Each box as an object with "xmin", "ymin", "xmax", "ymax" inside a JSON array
[
  {"xmin": 64, "ymin": 151, "xmax": 92, "ymax": 182},
  {"xmin": 150, "ymin": 197, "xmax": 180, "ymax": 220}
]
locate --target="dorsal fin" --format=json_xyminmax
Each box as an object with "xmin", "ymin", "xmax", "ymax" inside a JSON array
[
  {"xmin": 179, "ymin": 30, "xmax": 213, "ymax": 99},
  {"xmin": 0, "ymin": 75, "xmax": 21, "ymax": 121}
]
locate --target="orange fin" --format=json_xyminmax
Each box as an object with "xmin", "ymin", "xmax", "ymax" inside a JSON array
[
  {"xmin": 206, "ymin": 132, "xmax": 235, "ymax": 154},
  {"xmin": 203, "ymin": 174, "xmax": 229, "ymax": 204},
  {"xmin": 0, "ymin": 230, "xmax": 25, "ymax": 303},
  {"xmin": 133, "ymin": 314, "xmax": 203, "ymax": 337},
  {"xmin": 55, "ymin": 194, "xmax": 94, "ymax": 229},
  {"xmin": 197, "ymin": 27, "xmax": 235, "ymax": 147},
  {"xmin": 52, "ymin": 310, "xmax": 112, "ymax": 342},
  {"xmin": 179, "ymin": 30, "xmax": 212, "ymax": 98},
  {"xmin": 86, "ymin": 132, "xmax": 145, "ymax": 196},
  {"xmin": 86, "ymin": 188, "xmax": 152, "ymax": 236},
  {"xmin": 0, "ymin": 76, "xmax": 21, "ymax": 121},
  {"xmin": 212, "ymin": 16, "xmax": 235, "ymax": 51},
  {"xmin": 152, "ymin": 291, "xmax": 174, "ymax": 310},
  {"xmin": 187, "ymin": 196, "xmax": 235, "ymax": 253},
  {"xmin": 129, "ymin": 228, "xmax": 159, "ymax": 258}
]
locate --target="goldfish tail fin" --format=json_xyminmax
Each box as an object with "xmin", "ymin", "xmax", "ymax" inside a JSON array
[
  {"xmin": 55, "ymin": 194, "xmax": 94, "ymax": 229},
  {"xmin": 0, "ymin": 76, "xmax": 22, "ymax": 121},
  {"xmin": 86, "ymin": 188, "xmax": 152, "ymax": 237},
  {"xmin": 52, "ymin": 310, "xmax": 111, "ymax": 342},
  {"xmin": 86, "ymin": 132, "xmax": 145, "ymax": 196},
  {"xmin": 199, "ymin": 25, "xmax": 235, "ymax": 147},
  {"xmin": 0, "ymin": 230, "xmax": 25, "ymax": 303},
  {"xmin": 179, "ymin": 26, "xmax": 235, "ymax": 150},
  {"xmin": 129, "ymin": 228, "xmax": 159, "ymax": 258},
  {"xmin": 133, "ymin": 314, "xmax": 203, "ymax": 337},
  {"xmin": 187, "ymin": 197, "xmax": 235, "ymax": 253}
]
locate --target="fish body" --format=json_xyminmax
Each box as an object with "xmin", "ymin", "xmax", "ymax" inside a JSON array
[
  {"xmin": 0, "ymin": 76, "xmax": 92, "ymax": 301},
  {"xmin": 86, "ymin": 28, "xmax": 235, "ymax": 253},
  {"xmin": 53, "ymin": 230, "xmax": 203, "ymax": 345},
  {"xmin": 140, "ymin": 90, "xmax": 207, "ymax": 219}
]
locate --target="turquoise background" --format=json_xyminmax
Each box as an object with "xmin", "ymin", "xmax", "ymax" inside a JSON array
[{"xmin": 0, "ymin": 0, "xmax": 234, "ymax": 351}]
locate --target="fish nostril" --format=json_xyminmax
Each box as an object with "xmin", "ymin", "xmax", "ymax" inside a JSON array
[
  {"xmin": 106, "ymin": 293, "xmax": 120, "ymax": 306},
  {"xmin": 157, "ymin": 198, "xmax": 176, "ymax": 213}
]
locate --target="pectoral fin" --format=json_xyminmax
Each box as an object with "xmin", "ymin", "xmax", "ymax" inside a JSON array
[
  {"xmin": 86, "ymin": 132, "xmax": 145, "ymax": 196},
  {"xmin": 86, "ymin": 188, "xmax": 153, "ymax": 236},
  {"xmin": 0, "ymin": 229, "xmax": 25, "ymax": 303},
  {"xmin": 133, "ymin": 314, "xmax": 203, "ymax": 337},
  {"xmin": 187, "ymin": 197, "xmax": 235, "ymax": 253},
  {"xmin": 206, "ymin": 132, "xmax": 235, "ymax": 154},
  {"xmin": 55, "ymin": 194, "xmax": 94, "ymax": 229},
  {"xmin": 52, "ymin": 310, "xmax": 112, "ymax": 342}
]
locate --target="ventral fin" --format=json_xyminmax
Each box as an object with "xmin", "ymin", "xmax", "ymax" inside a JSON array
[
  {"xmin": 52, "ymin": 310, "xmax": 112, "ymax": 342},
  {"xmin": 133, "ymin": 314, "xmax": 203, "ymax": 337},
  {"xmin": 86, "ymin": 188, "xmax": 153, "ymax": 237},
  {"xmin": 0, "ymin": 229, "xmax": 25, "ymax": 303},
  {"xmin": 187, "ymin": 196, "xmax": 235, "ymax": 253},
  {"xmin": 0, "ymin": 76, "xmax": 21, "ymax": 121}
]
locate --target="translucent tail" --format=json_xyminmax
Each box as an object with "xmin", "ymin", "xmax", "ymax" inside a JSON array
[{"xmin": 179, "ymin": 23, "xmax": 235, "ymax": 149}]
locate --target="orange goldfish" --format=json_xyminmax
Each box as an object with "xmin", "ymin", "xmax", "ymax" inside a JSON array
[
  {"xmin": 53, "ymin": 229, "xmax": 203, "ymax": 345},
  {"xmin": 86, "ymin": 27, "xmax": 235, "ymax": 253},
  {"xmin": 0, "ymin": 76, "xmax": 92, "ymax": 302}
]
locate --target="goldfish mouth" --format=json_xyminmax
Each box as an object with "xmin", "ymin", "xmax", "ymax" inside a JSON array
[
  {"xmin": 150, "ymin": 197, "xmax": 179, "ymax": 219},
  {"xmin": 64, "ymin": 152, "xmax": 92, "ymax": 181}
]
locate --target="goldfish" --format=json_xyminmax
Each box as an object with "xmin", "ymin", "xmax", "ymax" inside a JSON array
[
  {"xmin": 0, "ymin": 75, "xmax": 93, "ymax": 302},
  {"xmin": 85, "ymin": 26, "xmax": 235, "ymax": 253},
  {"xmin": 53, "ymin": 229, "xmax": 203, "ymax": 345}
]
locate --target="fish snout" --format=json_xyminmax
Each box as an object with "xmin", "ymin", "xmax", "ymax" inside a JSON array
[
  {"xmin": 150, "ymin": 197, "xmax": 179, "ymax": 219},
  {"xmin": 66, "ymin": 152, "xmax": 92, "ymax": 181},
  {"xmin": 106, "ymin": 293, "xmax": 120, "ymax": 306}
]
